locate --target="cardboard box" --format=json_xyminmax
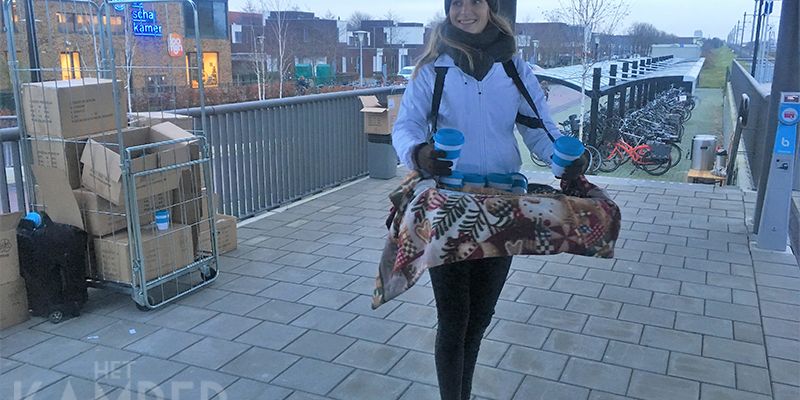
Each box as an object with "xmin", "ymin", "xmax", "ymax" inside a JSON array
[
  {"xmin": 0, "ymin": 278, "xmax": 29, "ymax": 330},
  {"xmin": 93, "ymin": 224, "xmax": 193, "ymax": 284},
  {"xmin": 359, "ymin": 94, "xmax": 402, "ymax": 134},
  {"xmin": 0, "ymin": 212, "xmax": 23, "ymax": 285},
  {"xmin": 80, "ymin": 123, "xmax": 195, "ymax": 206},
  {"xmin": 73, "ymin": 189, "xmax": 172, "ymax": 237},
  {"xmin": 130, "ymin": 111, "xmax": 193, "ymax": 131},
  {"xmin": 172, "ymin": 166, "xmax": 204, "ymax": 225},
  {"xmin": 198, "ymin": 214, "xmax": 237, "ymax": 255},
  {"xmin": 22, "ymin": 79, "xmax": 123, "ymax": 139}
]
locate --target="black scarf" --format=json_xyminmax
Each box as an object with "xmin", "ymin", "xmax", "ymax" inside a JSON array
[{"xmin": 442, "ymin": 23, "xmax": 516, "ymax": 81}]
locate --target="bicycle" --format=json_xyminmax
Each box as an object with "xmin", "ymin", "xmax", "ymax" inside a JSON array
[{"xmin": 598, "ymin": 135, "xmax": 681, "ymax": 176}]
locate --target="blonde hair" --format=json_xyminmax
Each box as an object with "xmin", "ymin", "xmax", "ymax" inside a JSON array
[{"xmin": 413, "ymin": 11, "xmax": 515, "ymax": 79}]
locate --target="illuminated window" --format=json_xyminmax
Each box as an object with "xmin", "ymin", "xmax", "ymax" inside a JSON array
[
  {"xmin": 60, "ymin": 52, "xmax": 81, "ymax": 80},
  {"xmin": 186, "ymin": 52, "xmax": 219, "ymax": 88},
  {"xmin": 56, "ymin": 13, "xmax": 75, "ymax": 33}
]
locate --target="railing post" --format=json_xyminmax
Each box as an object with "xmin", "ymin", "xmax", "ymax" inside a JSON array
[
  {"xmin": 607, "ymin": 64, "xmax": 617, "ymax": 123},
  {"xmin": 620, "ymin": 62, "xmax": 629, "ymax": 116},
  {"xmin": 589, "ymin": 67, "xmax": 602, "ymax": 148}
]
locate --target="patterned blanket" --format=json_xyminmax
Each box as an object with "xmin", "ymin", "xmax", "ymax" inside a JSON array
[{"xmin": 372, "ymin": 172, "xmax": 621, "ymax": 309}]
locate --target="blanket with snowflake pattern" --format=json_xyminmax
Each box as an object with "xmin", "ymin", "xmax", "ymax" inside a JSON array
[{"xmin": 372, "ymin": 172, "xmax": 621, "ymax": 309}]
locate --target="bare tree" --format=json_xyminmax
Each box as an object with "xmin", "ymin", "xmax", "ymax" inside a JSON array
[
  {"xmin": 628, "ymin": 22, "xmax": 677, "ymax": 55},
  {"xmin": 250, "ymin": 0, "xmax": 294, "ymax": 98},
  {"xmin": 384, "ymin": 10, "xmax": 400, "ymax": 22},
  {"xmin": 347, "ymin": 11, "xmax": 372, "ymax": 31},
  {"xmin": 545, "ymin": 0, "xmax": 630, "ymax": 140}
]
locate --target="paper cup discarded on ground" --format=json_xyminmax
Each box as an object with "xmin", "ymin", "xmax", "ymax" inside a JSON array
[
  {"xmin": 155, "ymin": 210, "xmax": 170, "ymax": 231},
  {"xmin": 551, "ymin": 136, "xmax": 585, "ymax": 178},
  {"xmin": 510, "ymin": 173, "xmax": 528, "ymax": 194},
  {"xmin": 462, "ymin": 173, "xmax": 486, "ymax": 190},
  {"xmin": 434, "ymin": 128, "xmax": 465, "ymax": 171},
  {"xmin": 440, "ymin": 170, "xmax": 464, "ymax": 190},
  {"xmin": 486, "ymin": 173, "xmax": 514, "ymax": 192}
]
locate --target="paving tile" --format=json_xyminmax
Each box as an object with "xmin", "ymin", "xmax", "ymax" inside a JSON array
[
  {"xmin": 272, "ymin": 358, "xmax": 352, "ymax": 396},
  {"xmin": 124, "ymin": 328, "xmax": 204, "ymax": 359},
  {"xmin": 52, "ymin": 345, "xmax": 138, "ymax": 381},
  {"xmin": 657, "ymin": 265, "xmax": 706, "ymax": 284},
  {"xmin": 703, "ymin": 336, "xmax": 767, "ymax": 367},
  {"xmin": 630, "ymin": 275, "xmax": 681, "ymax": 294},
  {"xmin": 497, "ymin": 346, "xmax": 568, "ymax": 380},
  {"xmin": 341, "ymin": 295, "xmax": 401, "ymax": 319},
  {"xmin": 476, "ymin": 339, "xmax": 509, "ymax": 367},
  {"xmin": 733, "ymin": 321, "xmax": 765, "ymax": 344},
  {"xmin": 11, "ymin": 336, "xmax": 94, "ymax": 368},
  {"xmin": 99, "ymin": 355, "xmax": 186, "ymax": 390},
  {"xmin": 487, "ymin": 320, "xmax": 550, "ymax": 349},
  {"xmin": 189, "ymin": 313, "xmax": 261, "ymax": 340},
  {"xmin": 530, "ymin": 307, "xmax": 588, "ymax": 332},
  {"xmin": 773, "ymin": 383, "xmax": 800, "ymax": 400},
  {"xmin": 176, "ymin": 288, "xmax": 230, "ymax": 308},
  {"xmin": 599, "ymin": 285, "xmax": 652, "ymax": 306},
  {"xmin": 297, "ymin": 288, "xmax": 359, "ymax": 310},
  {"xmin": 235, "ymin": 321, "xmax": 306, "ymax": 350},
  {"xmin": 763, "ymin": 317, "xmax": 800, "ymax": 340},
  {"xmin": 269, "ymin": 265, "xmax": 321, "ymax": 282},
  {"xmin": 641, "ymin": 325, "xmax": 702, "ymax": 355},
  {"xmin": 680, "ymin": 282, "xmax": 731, "ymax": 302},
  {"xmin": 206, "ymin": 293, "xmax": 268, "ymax": 316},
  {"xmin": 699, "ymin": 384, "xmax": 772, "ymax": 400},
  {"xmin": 31, "ymin": 313, "xmax": 117, "ymax": 340},
  {"xmin": 582, "ymin": 316, "xmax": 642, "ymax": 343},
  {"xmin": 333, "ymin": 340, "xmax": 407, "ymax": 374},
  {"xmin": 667, "ymin": 353, "xmax": 735, "ymax": 387},
  {"xmin": 246, "ymin": 300, "xmax": 312, "ymax": 323},
  {"xmin": 618, "ymin": 304, "xmax": 675, "ymax": 328},
  {"xmin": 759, "ymin": 287, "xmax": 800, "ymax": 306},
  {"xmin": 552, "ymin": 277, "xmax": 603, "ymax": 297},
  {"xmin": 214, "ymin": 378, "xmax": 293, "ymax": 400},
  {"xmin": 219, "ymin": 276, "xmax": 277, "ymax": 295},
  {"xmin": 760, "ymin": 300, "xmax": 800, "ymax": 322},
  {"xmin": 284, "ymin": 330, "xmax": 355, "ymax": 362},
  {"xmin": 399, "ymin": 382, "xmax": 440, "ymax": 400},
  {"xmin": 258, "ymin": 282, "xmax": 317, "ymax": 302},
  {"xmin": 561, "ymin": 357, "xmax": 631, "ymax": 395},
  {"xmin": 765, "ymin": 335, "xmax": 800, "ymax": 362},
  {"xmin": 512, "ymin": 375, "xmax": 589, "ymax": 400},
  {"xmin": 345, "ymin": 262, "xmax": 380, "ymax": 278},
  {"xmin": 308, "ymin": 257, "xmax": 360, "ymax": 273},
  {"xmin": 627, "ymin": 370, "xmax": 699, "ymax": 400},
  {"xmin": 542, "ymin": 330, "xmax": 607, "ymax": 361},
  {"xmin": 0, "ymin": 330, "xmax": 55, "ymax": 357},
  {"xmin": 388, "ymin": 351, "xmax": 439, "ymax": 386},
  {"xmin": 329, "ymin": 370, "xmax": 410, "ymax": 400},
  {"xmin": 337, "ymin": 315, "xmax": 403, "ymax": 343},
  {"xmin": 540, "ymin": 262, "xmax": 588, "ymax": 279},
  {"xmin": 171, "ymin": 337, "xmax": 250, "ymax": 370},
  {"xmin": 302, "ymin": 271, "xmax": 358, "ymax": 290},
  {"xmin": 602, "ymin": 340, "xmax": 668, "ymax": 374},
  {"xmin": 493, "ymin": 300, "xmax": 536, "ymax": 322},
  {"xmin": 675, "ymin": 313, "xmax": 733, "ymax": 338},
  {"xmin": 470, "ymin": 365, "xmax": 524, "ymax": 400},
  {"xmin": 150, "ymin": 366, "xmax": 237, "ymax": 400},
  {"xmin": 385, "ymin": 303, "xmax": 437, "ymax": 327},
  {"xmin": 650, "ymin": 292, "xmax": 704, "ymax": 314},
  {"xmin": 516, "ymin": 287, "xmax": 571, "ymax": 309},
  {"xmin": 0, "ymin": 364, "xmax": 65, "ymax": 400},
  {"xmin": 219, "ymin": 347, "xmax": 299, "ymax": 382},
  {"xmin": 735, "ymin": 364, "xmax": 773, "ymax": 395},
  {"xmin": 0, "ymin": 358, "xmax": 20, "ymax": 374},
  {"xmin": 387, "ymin": 325, "xmax": 436, "ymax": 353},
  {"xmin": 584, "ymin": 269, "xmax": 633, "ymax": 286},
  {"xmin": 23, "ymin": 376, "xmax": 114, "ymax": 400},
  {"xmin": 566, "ymin": 296, "xmax": 621, "ymax": 319},
  {"xmin": 704, "ymin": 300, "xmax": 761, "ymax": 324},
  {"xmin": 280, "ymin": 240, "xmax": 327, "ymax": 253},
  {"xmin": 291, "ymin": 308, "xmax": 356, "ymax": 333},
  {"xmin": 769, "ymin": 357, "xmax": 800, "ymax": 387}
]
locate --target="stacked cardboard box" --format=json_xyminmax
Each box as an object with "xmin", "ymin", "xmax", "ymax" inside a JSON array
[{"xmin": 0, "ymin": 212, "xmax": 29, "ymax": 329}]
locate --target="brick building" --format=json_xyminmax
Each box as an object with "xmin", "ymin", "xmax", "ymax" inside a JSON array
[{"xmin": 0, "ymin": 0, "xmax": 232, "ymax": 110}]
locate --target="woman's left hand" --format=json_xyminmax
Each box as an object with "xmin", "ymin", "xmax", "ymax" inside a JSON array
[{"xmin": 562, "ymin": 150, "xmax": 590, "ymax": 180}]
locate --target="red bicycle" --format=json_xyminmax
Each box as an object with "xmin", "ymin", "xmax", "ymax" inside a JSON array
[{"xmin": 598, "ymin": 135, "xmax": 681, "ymax": 176}]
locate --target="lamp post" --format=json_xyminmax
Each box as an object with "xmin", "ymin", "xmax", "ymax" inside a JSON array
[
  {"xmin": 594, "ymin": 36, "xmax": 600, "ymax": 62},
  {"xmin": 354, "ymin": 30, "xmax": 368, "ymax": 86}
]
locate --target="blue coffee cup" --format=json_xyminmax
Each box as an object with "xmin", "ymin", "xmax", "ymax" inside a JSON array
[
  {"xmin": 462, "ymin": 173, "xmax": 486, "ymax": 189},
  {"xmin": 551, "ymin": 136, "xmax": 585, "ymax": 178},
  {"xmin": 486, "ymin": 173, "xmax": 514, "ymax": 192},
  {"xmin": 510, "ymin": 173, "xmax": 528, "ymax": 194},
  {"xmin": 440, "ymin": 170, "xmax": 464, "ymax": 189},
  {"xmin": 155, "ymin": 210, "xmax": 170, "ymax": 231}
]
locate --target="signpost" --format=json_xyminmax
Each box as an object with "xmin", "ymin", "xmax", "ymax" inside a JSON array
[{"xmin": 130, "ymin": 2, "xmax": 163, "ymax": 37}]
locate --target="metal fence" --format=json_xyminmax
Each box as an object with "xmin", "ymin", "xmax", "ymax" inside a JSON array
[
  {"xmin": 729, "ymin": 60, "xmax": 772, "ymax": 186},
  {"xmin": 180, "ymin": 86, "xmax": 405, "ymax": 219},
  {"xmin": 0, "ymin": 126, "xmax": 24, "ymax": 213}
]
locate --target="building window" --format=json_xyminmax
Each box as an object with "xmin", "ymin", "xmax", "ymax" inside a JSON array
[
  {"xmin": 145, "ymin": 75, "xmax": 174, "ymax": 94},
  {"xmin": 186, "ymin": 52, "xmax": 219, "ymax": 88},
  {"xmin": 185, "ymin": 0, "xmax": 227, "ymax": 39},
  {"xmin": 60, "ymin": 52, "xmax": 81, "ymax": 80},
  {"xmin": 57, "ymin": 13, "xmax": 75, "ymax": 33}
]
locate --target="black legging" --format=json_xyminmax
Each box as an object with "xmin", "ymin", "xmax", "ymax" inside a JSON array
[{"xmin": 428, "ymin": 256, "xmax": 513, "ymax": 400}]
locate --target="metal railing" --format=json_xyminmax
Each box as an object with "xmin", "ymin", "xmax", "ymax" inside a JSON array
[
  {"xmin": 180, "ymin": 86, "xmax": 405, "ymax": 218},
  {"xmin": 729, "ymin": 60, "xmax": 772, "ymax": 186},
  {"xmin": 0, "ymin": 126, "xmax": 24, "ymax": 213}
]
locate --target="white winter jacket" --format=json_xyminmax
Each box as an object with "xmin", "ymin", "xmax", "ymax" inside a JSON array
[{"xmin": 392, "ymin": 54, "xmax": 561, "ymax": 176}]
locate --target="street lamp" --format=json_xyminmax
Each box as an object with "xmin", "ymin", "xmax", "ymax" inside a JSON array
[
  {"xmin": 594, "ymin": 36, "xmax": 600, "ymax": 62},
  {"xmin": 354, "ymin": 30, "xmax": 368, "ymax": 86}
]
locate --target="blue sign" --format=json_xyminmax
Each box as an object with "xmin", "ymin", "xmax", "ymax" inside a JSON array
[
  {"xmin": 775, "ymin": 104, "xmax": 798, "ymax": 155},
  {"xmin": 130, "ymin": 2, "xmax": 163, "ymax": 37}
]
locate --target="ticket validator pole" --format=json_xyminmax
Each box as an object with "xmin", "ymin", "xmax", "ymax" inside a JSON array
[{"xmin": 756, "ymin": 93, "xmax": 800, "ymax": 251}]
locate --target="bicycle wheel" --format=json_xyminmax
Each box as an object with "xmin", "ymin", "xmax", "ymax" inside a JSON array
[
  {"xmin": 598, "ymin": 146, "xmax": 622, "ymax": 173},
  {"xmin": 640, "ymin": 159, "xmax": 671, "ymax": 176},
  {"xmin": 530, "ymin": 152, "xmax": 549, "ymax": 167},
  {"xmin": 585, "ymin": 145, "xmax": 602, "ymax": 174},
  {"xmin": 667, "ymin": 142, "xmax": 682, "ymax": 168}
]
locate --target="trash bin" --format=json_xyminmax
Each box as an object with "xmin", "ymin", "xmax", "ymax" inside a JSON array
[
  {"xmin": 691, "ymin": 135, "xmax": 717, "ymax": 171},
  {"xmin": 367, "ymin": 134, "xmax": 397, "ymax": 179}
]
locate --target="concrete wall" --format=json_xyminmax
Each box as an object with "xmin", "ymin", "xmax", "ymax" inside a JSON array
[{"xmin": 729, "ymin": 60, "xmax": 772, "ymax": 187}]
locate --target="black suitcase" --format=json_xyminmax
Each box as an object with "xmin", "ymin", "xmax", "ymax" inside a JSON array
[{"xmin": 17, "ymin": 212, "xmax": 88, "ymax": 323}]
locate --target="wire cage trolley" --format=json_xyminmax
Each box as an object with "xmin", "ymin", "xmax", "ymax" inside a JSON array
[{"xmin": 3, "ymin": 0, "xmax": 220, "ymax": 310}]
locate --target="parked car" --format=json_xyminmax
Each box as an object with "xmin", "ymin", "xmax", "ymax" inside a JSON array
[{"xmin": 398, "ymin": 66, "xmax": 415, "ymax": 81}]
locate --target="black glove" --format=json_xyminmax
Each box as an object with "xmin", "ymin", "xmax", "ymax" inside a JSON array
[
  {"xmin": 561, "ymin": 149, "xmax": 590, "ymax": 180},
  {"xmin": 412, "ymin": 143, "xmax": 452, "ymax": 176}
]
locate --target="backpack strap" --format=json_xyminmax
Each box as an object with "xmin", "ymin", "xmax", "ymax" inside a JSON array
[
  {"xmin": 502, "ymin": 60, "xmax": 556, "ymax": 143},
  {"xmin": 430, "ymin": 66, "xmax": 448, "ymax": 134}
]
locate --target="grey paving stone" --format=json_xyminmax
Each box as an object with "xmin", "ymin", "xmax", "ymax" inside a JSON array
[
  {"xmin": 258, "ymin": 282, "xmax": 317, "ymax": 302},
  {"xmin": 512, "ymin": 375, "xmax": 590, "ymax": 400},
  {"xmin": 471, "ymin": 365, "xmax": 524, "ymax": 400},
  {"xmin": 667, "ymin": 353, "xmax": 735, "ymax": 387},
  {"xmin": 388, "ymin": 351, "xmax": 438, "ymax": 386},
  {"xmin": 0, "ymin": 329, "xmax": 53, "ymax": 357},
  {"xmin": 0, "ymin": 358, "xmax": 20, "ymax": 374},
  {"xmin": 344, "ymin": 262, "xmax": 380, "ymax": 278},
  {"xmin": 507, "ymin": 271, "xmax": 556, "ymax": 288},
  {"xmin": 350, "ymin": 237, "xmax": 387, "ymax": 250},
  {"xmin": 123, "ymin": 328, "xmax": 204, "ymax": 359},
  {"xmin": 599, "ymin": 285, "xmax": 652, "ymax": 306},
  {"xmin": 297, "ymin": 288, "xmax": 359, "ymax": 310},
  {"xmin": 584, "ymin": 269, "xmax": 633, "ymax": 286},
  {"xmin": 280, "ymin": 239, "xmax": 327, "ymax": 253},
  {"xmin": 630, "ymin": 275, "xmax": 681, "ymax": 294},
  {"xmin": 763, "ymin": 317, "xmax": 800, "ymax": 340},
  {"xmin": 759, "ymin": 287, "xmax": 800, "ymax": 306},
  {"xmin": 10, "ymin": 336, "xmax": 94, "ymax": 369},
  {"xmin": 285, "ymin": 229, "xmax": 331, "ymax": 242},
  {"xmin": 703, "ymin": 336, "xmax": 767, "ymax": 367},
  {"xmin": 23, "ymin": 376, "xmax": 114, "ymax": 400},
  {"xmin": 341, "ymin": 295, "xmax": 400, "ymax": 319},
  {"xmin": 542, "ymin": 330, "xmax": 607, "ymax": 361},
  {"xmin": 246, "ymin": 300, "xmax": 312, "ymax": 324},
  {"xmin": 540, "ymin": 262, "xmax": 588, "ymax": 279},
  {"xmin": 760, "ymin": 300, "xmax": 800, "ymax": 322},
  {"xmin": 236, "ymin": 320, "xmax": 306, "ymax": 350},
  {"xmin": 675, "ymin": 313, "xmax": 733, "ymax": 338},
  {"xmin": 291, "ymin": 308, "xmax": 356, "ymax": 333},
  {"xmin": 680, "ymin": 282, "xmax": 731, "ymax": 302},
  {"xmin": 399, "ymin": 382, "xmax": 440, "ymax": 400},
  {"xmin": 172, "ymin": 337, "xmax": 251, "ymax": 370},
  {"xmin": 308, "ymin": 257, "xmax": 360, "ymax": 273},
  {"xmin": 769, "ymin": 357, "xmax": 800, "ymax": 386},
  {"xmin": 561, "ymin": 357, "xmax": 631, "ymax": 395},
  {"xmin": 752, "ymin": 261, "xmax": 800, "ymax": 277},
  {"xmin": 641, "ymin": 325, "xmax": 702, "ymax": 354},
  {"xmin": 664, "ymin": 244, "xmax": 709, "ymax": 260},
  {"xmin": 150, "ymin": 366, "xmax": 237, "ymax": 400},
  {"xmin": 334, "ymin": 340, "xmax": 407, "ymax": 374},
  {"xmin": 700, "ymin": 384, "xmax": 772, "ymax": 400},
  {"xmin": 751, "ymin": 249, "xmax": 799, "ymax": 265},
  {"xmin": 646, "ymin": 233, "xmax": 687, "ymax": 246},
  {"xmin": 650, "ymin": 293, "xmax": 703, "ymax": 315},
  {"xmin": 552, "ymin": 277, "xmax": 603, "ymax": 297},
  {"xmin": 511, "ymin": 257, "xmax": 546, "ymax": 272},
  {"xmin": 476, "ymin": 339, "xmax": 510, "ymax": 367},
  {"xmin": 140, "ymin": 306, "xmax": 218, "ymax": 332},
  {"xmin": 0, "ymin": 364, "xmax": 65, "ymax": 400},
  {"xmin": 303, "ymin": 271, "xmax": 358, "ymax": 290},
  {"xmin": 239, "ymin": 247, "xmax": 290, "ymax": 262},
  {"xmin": 732, "ymin": 289, "xmax": 759, "ymax": 306},
  {"xmin": 98, "ymin": 355, "xmax": 186, "ymax": 390},
  {"xmin": 31, "ymin": 313, "xmax": 117, "ymax": 340},
  {"xmin": 774, "ymin": 383, "xmax": 800, "ymax": 400},
  {"xmin": 206, "ymin": 292, "xmax": 269, "ymax": 316},
  {"xmin": 220, "ymin": 276, "xmax": 278, "ymax": 295},
  {"xmin": 765, "ymin": 335, "xmax": 800, "ymax": 362},
  {"xmin": 338, "ymin": 315, "xmax": 404, "ymax": 343},
  {"xmin": 487, "ymin": 321, "xmax": 550, "ymax": 349},
  {"xmin": 582, "ymin": 316, "xmax": 643, "ymax": 343},
  {"xmin": 214, "ymin": 378, "xmax": 293, "ymax": 400},
  {"xmin": 329, "ymin": 370, "xmax": 410, "ymax": 400},
  {"xmin": 284, "ymin": 329, "xmax": 356, "ymax": 362},
  {"xmin": 497, "ymin": 346, "xmax": 568, "ymax": 380},
  {"xmin": 587, "ymin": 391, "xmax": 632, "ymax": 400},
  {"xmin": 517, "ymin": 287, "xmax": 572, "ymax": 309},
  {"xmin": 387, "ymin": 325, "xmax": 436, "ymax": 353},
  {"xmin": 177, "ymin": 288, "xmax": 230, "ymax": 308},
  {"xmin": 707, "ymin": 272, "xmax": 756, "ymax": 291},
  {"xmin": 611, "ymin": 248, "xmax": 643, "ymax": 263},
  {"xmin": 639, "ymin": 252, "xmax": 685, "ymax": 269},
  {"xmin": 602, "ymin": 340, "xmax": 668, "ymax": 374},
  {"xmin": 566, "ymin": 296, "xmax": 621, "ymax": 319},
  {"xmin": 657, "ymin": 266, "xmax": 706, "ymax": 284},
  {"xmin": 530, "ymin": 307, "xmax": 588, "ymax": 333},
  {"xmin": 386, "ymin": 303, "xmax": 438, "ymax": 327},
  {"xmin": 219, "ymin": 347, "xmax": 299, "ymax": 383},
  {"xmin": 735, "ymin": 364, "xmax": 773, "ymax": 395},
  {"xmin": 493, "ymin": 300, "xmax": 536, "ymax": 322},
  {"xmin": 189, "ymin": 313, "xmax": 261, "ymax": 340},
  {"xmin": 623, "ymin": 239, "xmax": 666, "ymax": 254},
  {"xmin": 499, "ymin": 283, "xmax": 525, "ymax": 301},
  {"xmin": 269, "ymin": 265, "xmax": 321, "ymax": 282},
  {"xmin": 627, "ymin": 370, "xmax": 699, "ymax": 400},
  {"xmin": 619, "ymin": 304, "xmax": 675, "ymax": 328},
  {"xmin": 733, "ymin": 321, "xmax": 765, "ymax": 344},
  {"xmin": 348, "ymin": 248, "xmax": 385, "ymax": 262},
  {"xmin": 703, "ymin": 300, "xmax": 760, "ymax": 324}
]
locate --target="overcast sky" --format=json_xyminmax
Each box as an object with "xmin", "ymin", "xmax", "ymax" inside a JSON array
[{"xmin": 229, "ymin": 0, "xmax": 777, "ymax": 39}]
